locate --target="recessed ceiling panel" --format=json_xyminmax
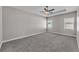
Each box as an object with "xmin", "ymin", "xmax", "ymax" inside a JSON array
[{"xmin": 10, "ymin": 6, "xmax": 78, "ymax": 17}]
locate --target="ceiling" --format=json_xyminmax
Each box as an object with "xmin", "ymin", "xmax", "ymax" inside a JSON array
[{"xmin": 11, "ymin": 6, "xmax": 78, "ymax": 17}]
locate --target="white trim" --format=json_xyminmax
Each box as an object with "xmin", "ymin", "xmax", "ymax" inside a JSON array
[
  {"xmin": 2, "ymin": 32, "xmax": 45, "ymax": 43},
  {"xmin": 49, "ymin": 32, "xmax": 76, "ymax": 38}
]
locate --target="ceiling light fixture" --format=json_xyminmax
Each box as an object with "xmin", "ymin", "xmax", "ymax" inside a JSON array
[
  {"xmin": 40, "ymin": 6, "xmax": 66, "ymax": 17},
  {"xmin": 44, "ymin": 11, "xmax": 49, "ymax": 17}
]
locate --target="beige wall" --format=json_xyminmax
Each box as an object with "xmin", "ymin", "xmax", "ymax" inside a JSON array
[
  {"xmin": 48, "ymin": 12, "xmax": 77, "ymax": 36},
  {"xmin": 0, "ymin": 6, "xmax": 2, "ymax": 47},
  {"xmin": 3, "ymin": 7, "xmax": 46, "ymax": 41}
]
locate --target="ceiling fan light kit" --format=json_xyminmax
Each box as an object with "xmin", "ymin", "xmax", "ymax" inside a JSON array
[{"xmin": 44, "ymin": 11, "xmax": 49, "ymax": 17}]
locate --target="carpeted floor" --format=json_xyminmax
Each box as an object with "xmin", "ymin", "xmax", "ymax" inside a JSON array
[{"xmin": 0, "ymin": 33, "xmax": 78, "ymax": 52}]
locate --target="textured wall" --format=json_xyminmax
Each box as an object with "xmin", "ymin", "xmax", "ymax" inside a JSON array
[{"xmin": 3, "ymin": 7, "xmax": 46, "ymax": 41}]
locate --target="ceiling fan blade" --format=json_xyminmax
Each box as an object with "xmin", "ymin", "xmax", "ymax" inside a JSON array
[
  {"xmin": 44, "ymin": 8, "xmax": 48, "ymax": 12},
  {"xmin": 46, "ymin": 6, "xmax": 48, "ymax": 8},
  {"xmin": 50, "ymin": 9, "xmax": 66, "ymax": 14},
  {"xmin": 49, "ymin": 9, "xmax": 55, "ymax": 11}
]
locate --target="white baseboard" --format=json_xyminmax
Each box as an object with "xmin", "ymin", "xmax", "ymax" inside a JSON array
[
  {"xmin": 2, "ymin": 32, "xmax": 45, "ymax": 44},
  {"xmin": 49, "ymin": 32, "xmax": 76, "ymax": 38}
]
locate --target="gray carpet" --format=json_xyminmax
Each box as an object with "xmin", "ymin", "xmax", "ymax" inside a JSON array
[{"xmin": 0, "ymin": 33, "xmax": 78, "ymax": 52}]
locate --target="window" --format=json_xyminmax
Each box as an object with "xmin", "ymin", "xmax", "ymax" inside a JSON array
[
  {"xmin": 64, "ymin": 17, "xmax": 74, "ymax": 30},
  {"xmin": 48, "ymin": 20, "xmax": 53, "ymax": 29}
]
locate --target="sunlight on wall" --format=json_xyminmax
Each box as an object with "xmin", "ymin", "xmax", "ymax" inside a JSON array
[
  {"xmin": 77, "ymin": 17, "xmax": 79, "ymax": 31},
  {"xmin": 41, "ymin": 18, "xmax": 46, "ymax": 29},
  {"xmin": 44, "ymin": 19, "xmax": 46, "ymax": 29}
]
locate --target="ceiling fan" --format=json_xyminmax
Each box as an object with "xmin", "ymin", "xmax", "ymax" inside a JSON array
[{"xmin": 40, "ymin": 6, "xmax": 66, "ymax": 17}]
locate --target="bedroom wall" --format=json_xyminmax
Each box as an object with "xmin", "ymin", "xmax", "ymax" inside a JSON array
[
  {"xmin": 48, "ymin": 12, "xmax": 77, "ymax": 36},
  {"xmin": 77, "ymin": 7, "xmax": 79, "ymax": 49},
  {"xmin": 0, "ymin": 6, "xmax": 2, "ymax": 47},
  {"xmin": 3, "ymin": 7, "xmax": 46, "ymax": 41}
]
